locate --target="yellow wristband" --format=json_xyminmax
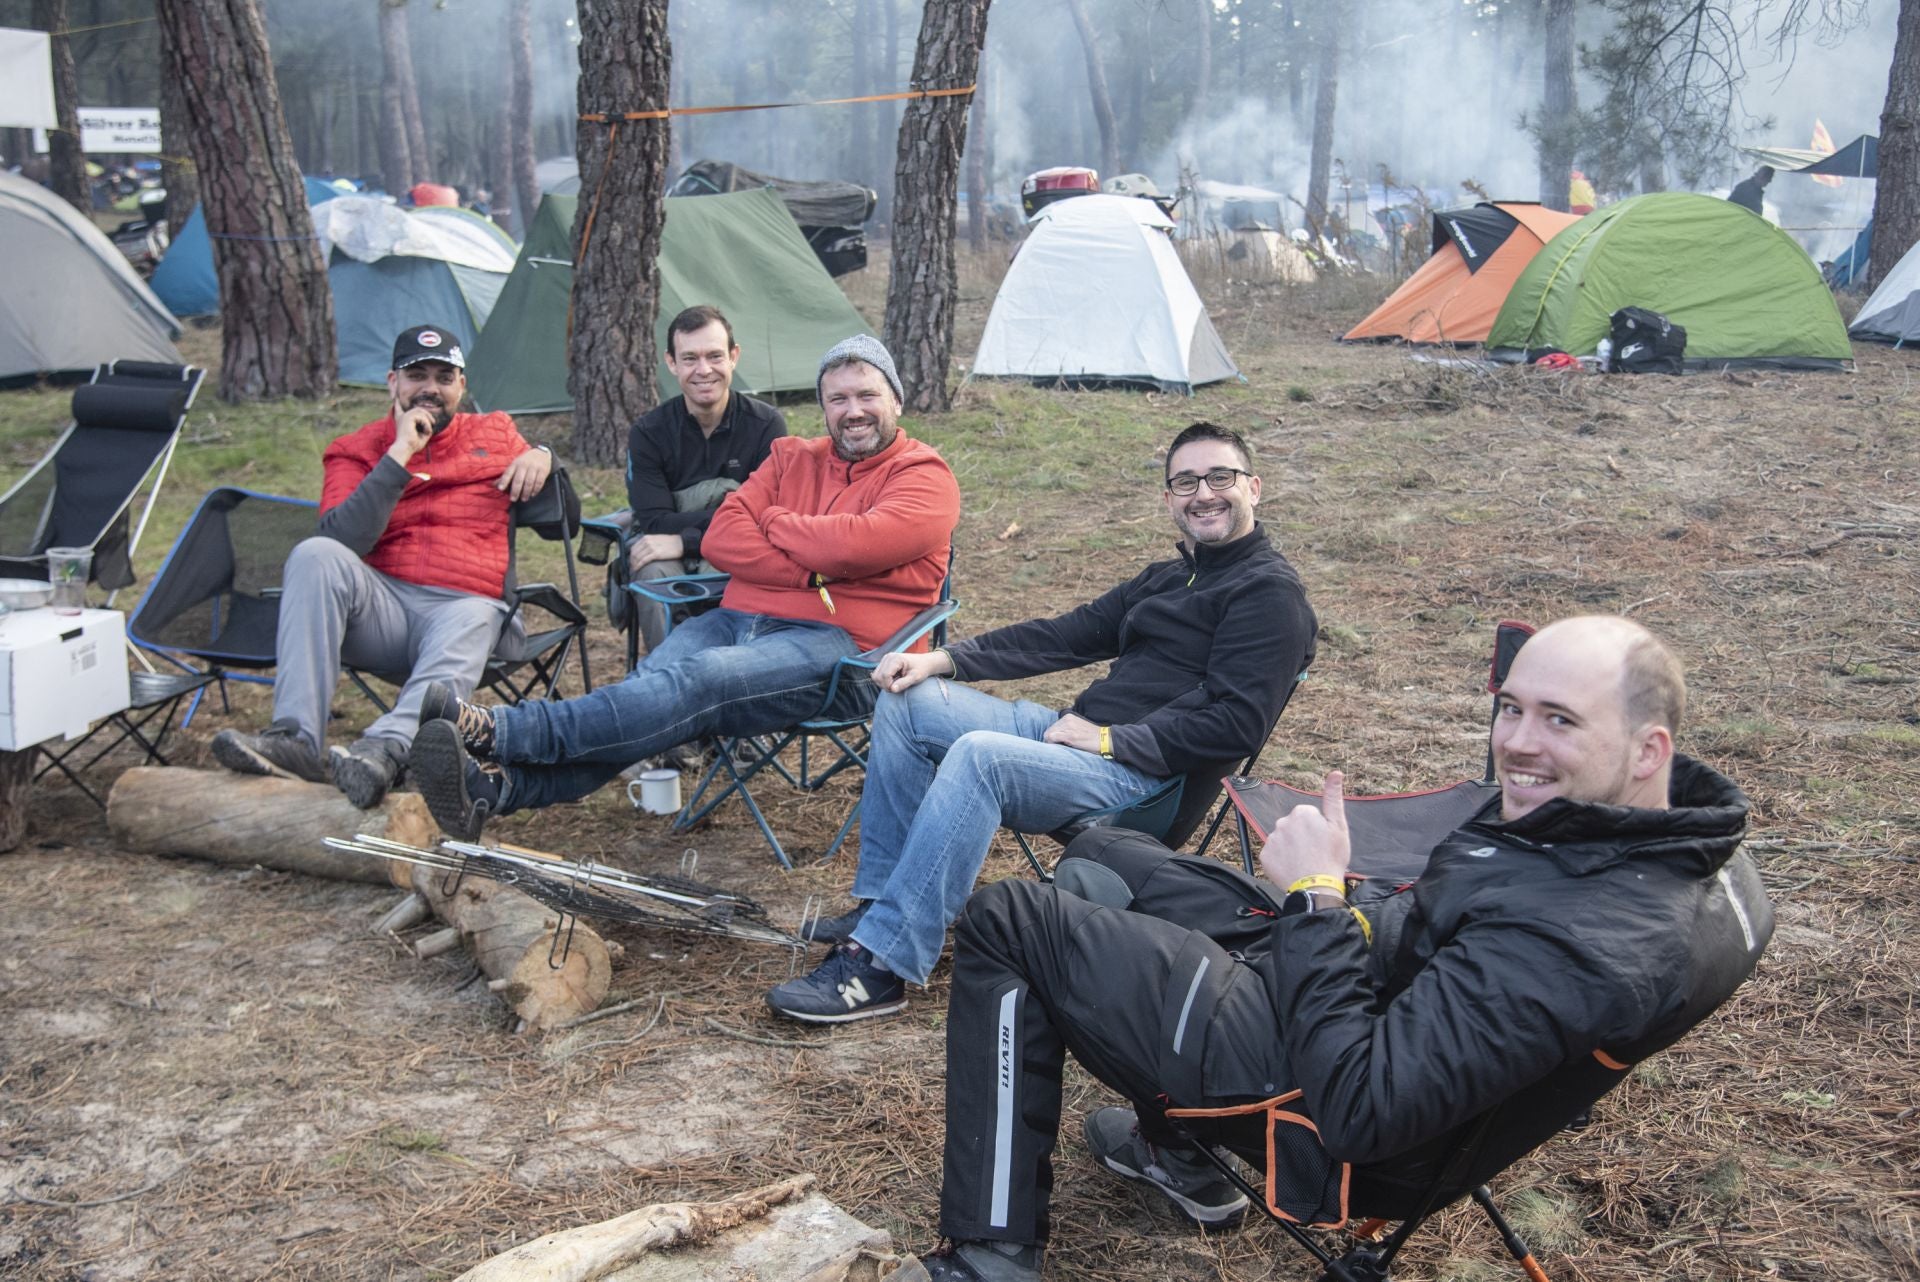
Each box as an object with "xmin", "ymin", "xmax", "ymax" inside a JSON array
[
  {"xmin": 1286, "ymin": 874, "xmax": 1348, "ymax": 897},
  {"xmin": 1098, "ymin": 725, "xmax": 1113, "ymax": 759},
  {"xmin": 1347, "ymin": 905, "xmax": 1374, "ymax": 945}
]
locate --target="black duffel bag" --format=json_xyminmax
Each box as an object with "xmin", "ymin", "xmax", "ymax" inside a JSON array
[{"xmin": 1609, "ymin": 307, "xmax": 1687, "ymax": 374}]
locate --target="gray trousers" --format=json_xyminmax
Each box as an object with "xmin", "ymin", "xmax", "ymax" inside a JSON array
[
  {"xmin": 272, "ymin": 537, "xmax": 506, "ymax": 752},
  {"xmin": 630, "ymin": 476, "xmax": 740, "ymax": 657}
]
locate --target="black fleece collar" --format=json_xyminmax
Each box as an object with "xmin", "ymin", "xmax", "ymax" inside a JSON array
[{"xmin": 1176, "ymin": 521, "xmax": 1274, "ymax": 574}]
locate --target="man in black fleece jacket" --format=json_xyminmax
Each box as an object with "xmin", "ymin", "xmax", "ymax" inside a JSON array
[
  {"xmin": 921, "ymin": 615, "xmax": 1773, "ymax": 1282},
  {"xmin": 765, "ymin": 422, "xmax": 1317, "ymax": 1025}
]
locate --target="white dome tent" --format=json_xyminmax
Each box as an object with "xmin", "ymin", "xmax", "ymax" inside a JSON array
[
  {"xmin": 970, "ymin": 194, "xmax": 1239, "ymax": 394},
  {"xmin": 1850, "ymin": 238, "xmax": 1920, "ymax": 347}
]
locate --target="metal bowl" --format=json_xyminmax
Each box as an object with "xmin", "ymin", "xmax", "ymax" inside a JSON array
[{"xmin": 0, "ymin": 578, "xmax": 56, "ymax": 610}]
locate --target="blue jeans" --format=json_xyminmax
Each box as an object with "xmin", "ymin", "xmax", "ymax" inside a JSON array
[
  {"xmin": 489, "ymin": 608, "xmax": 863, "ymax": 812},
  {"xmin": 851, "ymin": 679, "xmax": 1163, "ymax": 984}
]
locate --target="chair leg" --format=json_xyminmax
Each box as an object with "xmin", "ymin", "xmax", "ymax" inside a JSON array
[
  {"xmin": 1472, "ymin": 1186, "xmax": 1553, "ymax": 1282},
  {"xmin": 1014, "ymin": 831, "xmax": 1053, "ymax": 881},
  {"xmin": 1193, "ymin": 794, "xmax": 1233, "ymax": 857}
]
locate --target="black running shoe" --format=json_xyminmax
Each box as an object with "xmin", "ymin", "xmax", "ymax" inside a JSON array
[
  {"xmin": 210, "ymin": 719, "xmax": 327, "ymax": 784},
  {"xmin": 924, "ymin": 1239, "xmax": 1043, "ymax": 1282},
  {"xmin": 801, "ymin": 900, "xmax": 869, "ymax": 945},
  {"xmin": 1082, "ymin": 1106, "xmax": 1249, "ymax": 1227},
  {"xmin": 409, "ymin": 720, "xmax": 503, "ymax": 841},
  {"xmin": 418, "ymin": 681, "xmax": 495, "ymax": 756},
  {"xmin": 329, "ymin": 737, "xmax": 402, "ymax": 809},
  {"xmin": 765, "ymin": 942, "xmax": 906, "ymax": 1023}
]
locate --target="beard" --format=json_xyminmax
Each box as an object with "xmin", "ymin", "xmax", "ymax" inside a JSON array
[{"xmin": 407, "ymin": 393, "xmax": 457, "ymax": 434}]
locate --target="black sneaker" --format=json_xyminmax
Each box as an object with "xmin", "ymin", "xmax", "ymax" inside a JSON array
[
  {"xmin": 1082, "ymin": 1106, "xmax": 1249, "ymax": 1227},
  {"xmin": 418, "ymin": 681, "xmax": 495, "ymax": 757},
  {"xmin": 210, "ymin": 719, "xmax": 327, "ymax": 784},
  {"xmin": 924, "ymin": 1239, "xmax": 1043, "ymax": 1282},
  {"xmin": 802, "ymin": 900, "xmax": 869, "ymax": 945},
  {"xmin": 765, "ymin": 942, "xmax": 906, "ymax": 1023},
  {"xmin": 409, "ymin": 720, "xmax": 504, "ymax": 841},
  {"xmin": 329, "ymin": 737, "xmax": 402, "ymax": 809}
]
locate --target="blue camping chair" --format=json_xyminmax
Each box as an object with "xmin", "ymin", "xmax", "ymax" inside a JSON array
[{"xmin": 616, "ymin": 558, "xmax": 957, "ymax": 870}]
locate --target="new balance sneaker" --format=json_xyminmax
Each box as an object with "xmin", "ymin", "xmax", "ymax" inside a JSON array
[
  {"xmin": 329, "ymin": 737, "xmax": 403, "ymax": 809},
  {"xmin": 1082, "ymin": 1106, "xmax": 1249, "ymax": 1227},
  {"xmin": 210, "ymin": 719, "xmax": 328, "ymax": 784},
  {"xmin": 765, "ymin": 942, "xmax": 906, "ymax": 1023},
  {"xmin": 418, "ymin": 680, "xmax": 496, "ymax": 757},
  {"xmin": 801, "ymin": 899, "xmax": 869, "ymax": 945},
  {"xmin": 924, "ymin": 1239, "xmax": 1043, "ymax": 1282},
  {"xmin": 409, "ymin": 720, "xmax": 505, "ymax": 841}
]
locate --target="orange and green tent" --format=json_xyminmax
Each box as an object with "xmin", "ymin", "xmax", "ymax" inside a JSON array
[{"xmin": 1344, "ymin": 202, "xmax": 1581, "ymax": 345}]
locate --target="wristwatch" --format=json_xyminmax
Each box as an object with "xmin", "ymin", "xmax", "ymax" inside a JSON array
[{"xmin": 1280, "ymin": 888, "xmax": 1343, "ymax": 918}]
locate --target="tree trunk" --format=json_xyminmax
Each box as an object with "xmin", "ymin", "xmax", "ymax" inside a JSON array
[
  {"xmin": 509, "ymin": 0, "xmax": 540, "ymax": 238},
  {"xmin": 883, "ymin": 0, "xmax": 993, "ymax": 414},
  {"xmin": 157, "ymin": 0, "xmax": 337, "ymax": 401},
  {"xmin": 33, "ymin": 0, "xmax": 89, "ymax": 214},
  {"xmin": 106, "ymin": 769, "xmax": 436, "ymax": 882},
  {"xmin": 0, "ymin": 749, "xmax": 34, "ymax": 853},
  {"xmin": 878, "ymin": 0, "xmax": 904, "ymax": 227},
  {"xmin": 1869, "ymin": 0, "xmax": 1920, "ymax": 294},
  {"xmin": 568, "ymin": 0, "xmax": 672, "ymax": 466},
  {"xmin": 1063, "ymin": 0, "xmax": 1118, "ymax": 183},
  {"xmin": 395, "ymin": 1, "xmax": 430, "ymax": 183},
  {"xmin": 1282, "ymin": 0, "xmax": 1303, "ymax": 119},
  {"xmin": 966, "ymin": 50, "xmax": 988, "ymax": 252},
  {"xmin": 1537, "ymin": 0, "xmax": 1576, "ymax": 212},
  {"xmin": 377, "ymin": 0, "xmax": 415, "ymax": 192},
  {"xmin": 1304, "ymin": 2, "xmax": 1339, "ymax": 233},
  {"xmin": 157, "ymin": 21, "xmax": 199, "ymax": 242},
  {"xmin": 852, "ymin": 0, "xmax": 876, "ymax": 191}
]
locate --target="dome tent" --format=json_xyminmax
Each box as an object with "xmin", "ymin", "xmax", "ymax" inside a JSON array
[
  {"xmin": 1344, "ymin": 202, "xmax": 1581, "ymax": 345},
  {"xmin": 1486, "ymin": 192, "xmax": 1850, "ymax": 370},
  {"xmin": 1848, "ymin": 237, "xmax": 1920, "ymax": 346},
  {"xmin": 971, "ymin": 194, "xmax": 1238, "ymax": 393}
]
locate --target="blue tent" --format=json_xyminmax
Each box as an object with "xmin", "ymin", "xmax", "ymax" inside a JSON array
[
  {"xmin": 150, "ymin": 177, "xmax": 345, "ymax": 318},
  {"xmin": 1825, "ymin": 220, "xmax": 1873, "ymax": 289}
]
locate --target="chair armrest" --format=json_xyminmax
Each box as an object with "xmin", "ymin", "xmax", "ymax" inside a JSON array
[
  {"xmin": 625, "ymin": 572, "xmax": 730, "ymax": 608},
  {"xmin": 818, "ymin": 598, "xmax": 963, "ymax": 708},
  {"xmin": 509, "ymin": 581, "xmax": 588, "ymax": 627},
  {"xmin": 577, "ymin": 509, "xmax": 634, "ymax": 566}
]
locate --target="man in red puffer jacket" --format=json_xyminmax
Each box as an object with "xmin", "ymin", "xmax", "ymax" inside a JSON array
[{"xmin": 210, "ymin": 324, "xmax": 553, "ymax": 809}]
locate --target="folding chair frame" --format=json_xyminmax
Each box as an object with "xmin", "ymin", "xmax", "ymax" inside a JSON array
[{"xmin": 34, "ymin": 670, "xmax": 219, "ymax": 808}]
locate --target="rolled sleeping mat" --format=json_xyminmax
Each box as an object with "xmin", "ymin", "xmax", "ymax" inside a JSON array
[{"xmin": 70, "ymin": 383, "xmax": 187, "ymax": 433}]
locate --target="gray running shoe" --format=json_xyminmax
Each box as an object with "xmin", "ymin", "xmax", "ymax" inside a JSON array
[
  {"xmin": 330, "ymin": 737, "xmax": 402, "ymax": 809},
  {"xmin": 210, "ymin": 719, "xmax": 327, "ymax": 784},
  {"xmin": 923, "ymin": 1240, "xmax": 1042, "ymax": 1282},
  {"xmin": 1082, "ymin": 1106, "xmax": 1249, "ymax": 1227}
]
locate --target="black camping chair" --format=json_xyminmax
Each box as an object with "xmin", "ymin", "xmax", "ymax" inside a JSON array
[
  {"xmin": 1157, "ymin": 620, "xmax": 1771, "ymax": 1281},
  {"xmin": 0, "ymin": 361, "xmax": 201, "ymax": 597},
  {"xmin": 1013, "ymin": 667, "xmax": 1310, "ymax": 880},
  {"xmin": 577, "ymin": 508, "xmax": 726, "ymax": 673},
  {"xmin": 344, "ymin": 465, "xmax": 593, "ymax": 709},
  {"xmin": 608, "ymin": 557, "xmax": 957, "ymax": 870}
]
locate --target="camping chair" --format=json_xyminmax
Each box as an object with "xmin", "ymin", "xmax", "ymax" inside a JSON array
[
  {"xmin": 610, "ymin": 558, "xmax": 957, "ymax": 870},
  {"xmin": 1012, "ymin": 668, "xmax": 1310, "ymax": 880},
  {"xmin": 1152, "ymin": 619, "xmax": 1770, "ymax": 1281},
  {"xmin": 343, "ymin": 465, "xmax": 593, "ymax": 709},
  {"xmin": 33, "ymin": 669, "xmax": 219, "ymax": 808},
  {"xmin": 0, "ymin": 360, "xmax": 201, "ymax": 598},
  {"xmin": 576, "ymin": 508, "xmax": 725, "ymax": 673}
]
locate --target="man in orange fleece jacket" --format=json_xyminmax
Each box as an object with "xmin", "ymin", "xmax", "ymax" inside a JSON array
[{"xmin": 408, "ymin": 335, "xmax": 959, "ymax": 839}]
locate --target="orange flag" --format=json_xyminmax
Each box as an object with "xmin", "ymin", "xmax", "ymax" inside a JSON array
[{"xmin": 1810, "ymin": 119, "xmax": 1844, "ymax": 188}]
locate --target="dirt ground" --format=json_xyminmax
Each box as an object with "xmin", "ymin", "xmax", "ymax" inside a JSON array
[{"xmin": 3, "ymin": 262, "xmax": 1918, "ymax": 1282}]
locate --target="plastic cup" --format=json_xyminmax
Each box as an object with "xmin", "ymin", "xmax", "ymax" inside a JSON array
[{"xmin": 46, "ymin": 546, "xmax": 91, "ymax": 613}]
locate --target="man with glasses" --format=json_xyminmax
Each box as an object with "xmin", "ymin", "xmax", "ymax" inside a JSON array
[{"xmin": 766, "ymin": 422, "xmax": 1317, "ymax": 1023}]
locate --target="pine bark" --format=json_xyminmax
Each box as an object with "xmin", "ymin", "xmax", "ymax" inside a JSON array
[
  {"xmin": 508, "ymin": 0, "xmax": 541, "ymax": 239},
  {"xmin": 395, "ymin": 1, "xmax": 431, "ymax": 183},
  {"xmin": 1304, "ymin": 2, "xmax": 1339, "ymax": 233},
  {"xmin": 965, "ymin": 51, "xmax": 988, "ymax": 252},
  {"xmin": 377, "ymin": 0, "xmax": 416, "ymax": 191},
  {"xmin": 0, "ymin": 749, "xmax": 34, "ymax": 853},
  {"xmin": 1869, "ymin": 0, "xmax": 1920, "ymax": 294},
  {"xmin": 156, "ymin": 0, "xmax": 337, "ymax": 400},
  {"xmin": 1189, "ymin": 0, "xmax": 1212, "ymax": 144},
  {"xmin": 1063, "ymin": 0, "xmax": 1119, "ymax": 183},
  {"xmin": 883, "ymin": 0, "xmax": 993, "ymax": 414},
  {"xmin": 1537, "ymin": 0, "xmax": 1576, "ymax": 212},
  {"xmin": 33, "ymin": 0, "xmax": 89, "ymax": 215},
  {"xmin": 568, "ymin": 0, "xmax": 672, "ymax": 466}
]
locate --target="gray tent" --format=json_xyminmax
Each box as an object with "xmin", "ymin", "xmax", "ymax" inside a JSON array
[{"xmin": 0, "ymin": 170, "xmax": 180, "ymax": 383}]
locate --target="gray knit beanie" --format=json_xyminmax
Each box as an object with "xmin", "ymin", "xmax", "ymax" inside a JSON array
[{"xmin": 817, "ymin": 333, "xmax": 904, "ymax": 406}]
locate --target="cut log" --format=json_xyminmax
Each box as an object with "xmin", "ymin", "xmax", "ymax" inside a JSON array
[
  {"xmin": 374, "ymin": 891, "xmax": 432, "ymax": 935},
  {"xmin": 408, "ymin": 858, "xmax": 610, "ymax": 1031},
  {"xmin": 106, "ymin": 768, "xmax": 434, "ymax": 884},
  {"xmin": 0, "ymin": 747, "xmax": 34, "ymax": 853}
]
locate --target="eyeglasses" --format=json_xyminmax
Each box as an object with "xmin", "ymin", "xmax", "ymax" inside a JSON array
[{"xmin": 1166, "ymin": 467, "xmax": 1253, "ymax": 496}]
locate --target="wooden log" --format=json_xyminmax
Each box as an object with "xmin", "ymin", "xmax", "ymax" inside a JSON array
[
  {"xmin": 105, "ymin": 767, "xmax": 433, "ymax": 885},
  {"xmin": 374, "ymin": 891, "xmax": 431, "ymax": 935},
  {"xmin": 0, "ymin": 747, "xmax": 34, "ymax": 853},
  {"xmin": 414, "ymin": 926, "xmax": 462, "ymax": 959},
  {"xmin": 409, "ymin": 859, "xmax": 610, "ymax": 1031}
]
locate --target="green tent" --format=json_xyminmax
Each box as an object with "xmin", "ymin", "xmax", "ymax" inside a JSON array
[
  {"xmin": 1486, "ymin": 192, "xmax": 1851, "ymax": 370},
  {"xmin": 468, "ymin": 187, "xmax": 874, "ymax": 413}
]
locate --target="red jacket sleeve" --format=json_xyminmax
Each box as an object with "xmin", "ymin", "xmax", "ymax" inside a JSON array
[
  {"xmin": 319, "ymin": 419, "xmax": 394, "ymax": 515},
  {"xmin": 760, "ymin": 455, "xmax": 961, "ymax": 581},
  {"xmin": 701, "ymin": 449, "xmax": 811, "ymax": 588}
]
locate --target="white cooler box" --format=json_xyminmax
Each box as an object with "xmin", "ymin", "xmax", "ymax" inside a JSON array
[{"xmin": 0, "ymin": 608, "xmax": 132, "ymax": 751}]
